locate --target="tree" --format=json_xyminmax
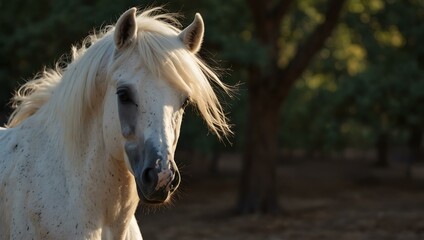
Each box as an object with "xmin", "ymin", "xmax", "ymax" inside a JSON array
[{"xmin": 238, "ymin": 0, "xmax": 346, "ymax": 213}]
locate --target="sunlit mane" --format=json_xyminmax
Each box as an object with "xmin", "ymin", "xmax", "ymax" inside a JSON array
[{"xmin": 7, "ymin": 7, "xmax": 232, "ymax": 146}]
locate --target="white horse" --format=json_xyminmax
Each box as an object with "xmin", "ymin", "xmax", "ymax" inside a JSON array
[{"xmin": 0, "ymin": 7, "xmax": 230, "ymax": 239}]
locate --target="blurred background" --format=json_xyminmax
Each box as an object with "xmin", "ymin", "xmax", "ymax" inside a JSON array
[{"xmin": 1, "ymin": 0, "xmax": 424, "ymax": 239}]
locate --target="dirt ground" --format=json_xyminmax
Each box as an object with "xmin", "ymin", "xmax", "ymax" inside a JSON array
[{"xmin": 136, "ymin": 154, "xmax": 424, "ymax": 240}]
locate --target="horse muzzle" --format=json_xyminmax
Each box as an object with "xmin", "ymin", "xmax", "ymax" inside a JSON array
[
  {"xmin": 125, "ymin": 140, "xmax": 181, "ymax": 204},
  {"xmin": 136, "ymin": 162, "xmax": 180, "ymax": 203}
]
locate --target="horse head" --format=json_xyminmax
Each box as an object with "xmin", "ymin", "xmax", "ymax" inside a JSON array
[{"xmin": 102, "ymin": 8, "xmax": 211, "ymax": 204}]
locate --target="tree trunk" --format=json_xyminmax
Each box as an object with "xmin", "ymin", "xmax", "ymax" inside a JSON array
[
  {"xmin": 408, "ymin": 125, "xmax": 422, "ymax": 162},
  {"xmin": 406, "ymin": 125, "xmax": 422, "ymax": 178},
  {"xmin": 237, "ymin": 0, "xmax": 346, "ymax": 214},
  {"xmin": 237, "ymin": 89, "xmax": 280, "ymax": 214},
  {"xmin": 375, "ymin": 132, "xmax": 389, "ymax": 168},
  {"xmin": 209, "ymin": 152, "xmax": 220, "ymax": 175}
]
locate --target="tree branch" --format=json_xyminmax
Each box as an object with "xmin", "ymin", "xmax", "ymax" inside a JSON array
[{"xmin": 275, "ymin": 0, "xmax": 346, "ymax": 101}]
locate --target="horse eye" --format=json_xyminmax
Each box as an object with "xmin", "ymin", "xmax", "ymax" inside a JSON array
[
  {"xmin": 182, "ymin": 98, "xmax": 189, "ymax": 108},
  {"xmin": 116, "ymin": 89, "xmax": 131, "ymax": 103}
]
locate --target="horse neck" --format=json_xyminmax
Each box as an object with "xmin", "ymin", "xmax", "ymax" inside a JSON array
[{"xmin": 75, "ymin": 46, "xmax": 138, "ymax": 220}]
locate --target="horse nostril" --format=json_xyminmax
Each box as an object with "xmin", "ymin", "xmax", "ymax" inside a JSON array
[
  {"xmin": 142, "ymin": 167, "xmax": 157, "ymax": 185},
  {"xmin": 170, "ymin": 170, "xmax": 180, "ymax": 192}
]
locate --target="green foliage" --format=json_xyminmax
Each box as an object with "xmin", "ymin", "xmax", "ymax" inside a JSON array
[{"xmin": 281, "ymin": 0, "xmax": 424, "ymax": 151}]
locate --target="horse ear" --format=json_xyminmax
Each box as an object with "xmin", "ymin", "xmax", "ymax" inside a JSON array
[
  {"xmin": 179, "ymin": 13, "xmax": 204, "ymax": 54},
  {"xmin": 114, "ymin": 8, "xmax": 138, "ymax": 49}
]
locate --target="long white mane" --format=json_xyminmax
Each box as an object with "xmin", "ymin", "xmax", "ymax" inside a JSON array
[{"xmin": 7, "ymin": 8, "xmax": 231, "ymax": 146}]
